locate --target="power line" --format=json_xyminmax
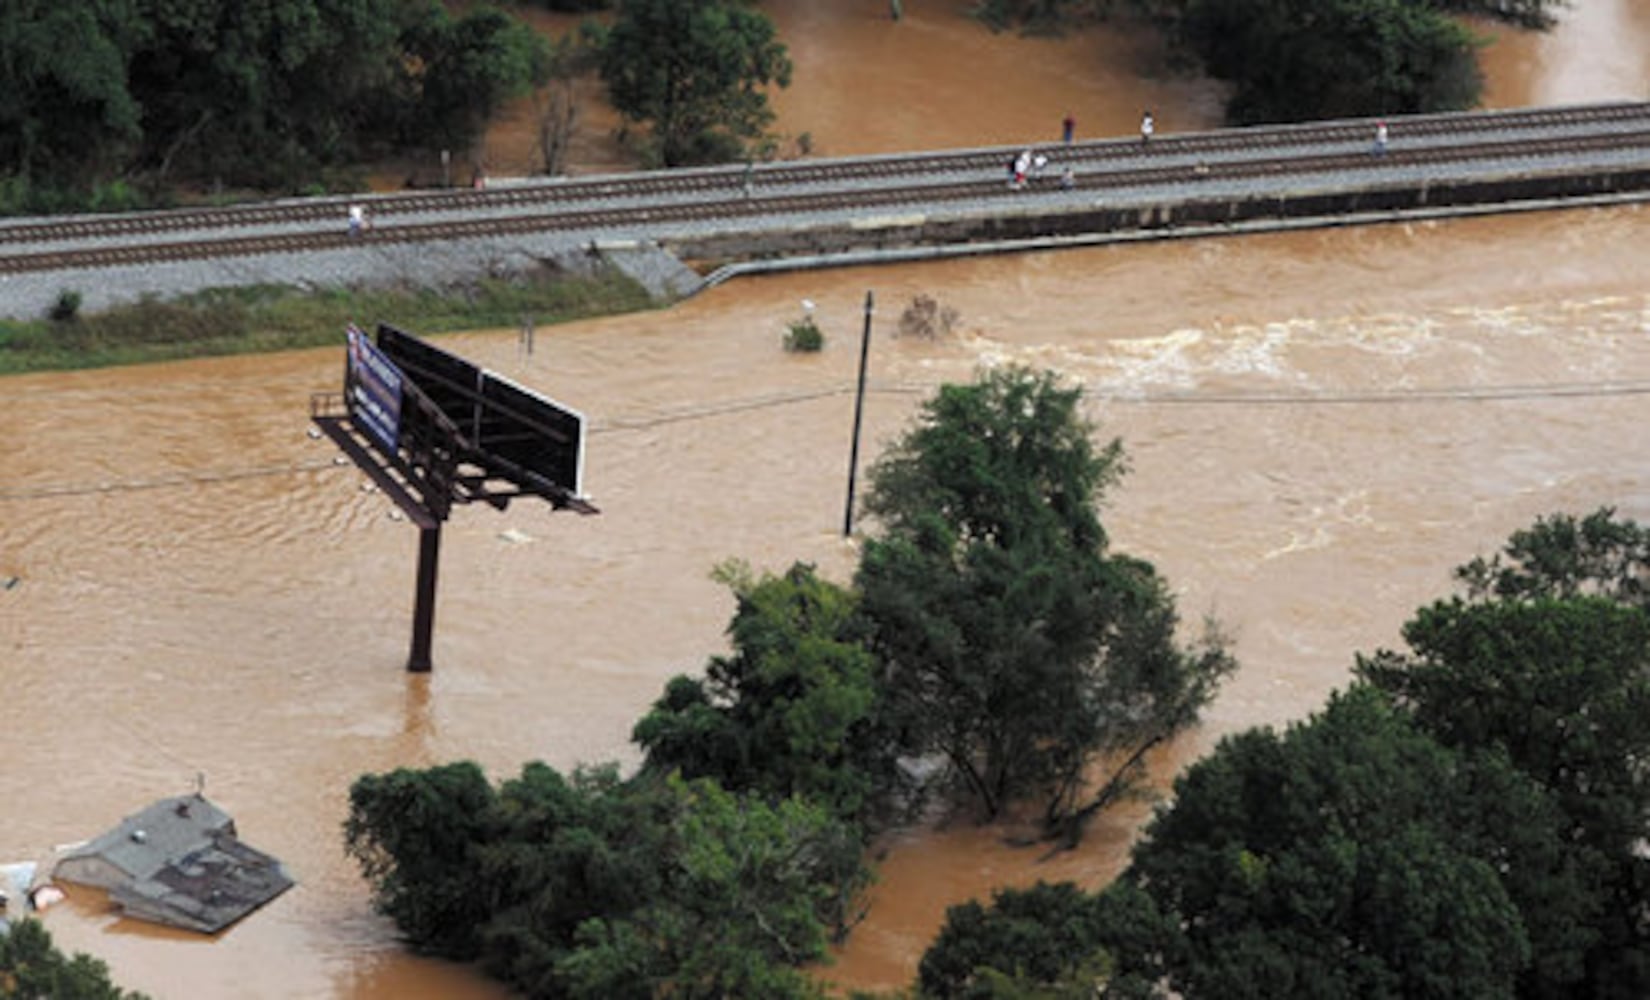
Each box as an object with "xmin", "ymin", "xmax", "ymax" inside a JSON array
[{"xmin": 4, "ymin": 376, "xmax": 1648, "ymax": 502}]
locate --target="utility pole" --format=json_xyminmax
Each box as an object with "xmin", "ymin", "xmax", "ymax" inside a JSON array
[{"xmin": 843, "ymin": 290, "xmax": 874, "ymax": 538}]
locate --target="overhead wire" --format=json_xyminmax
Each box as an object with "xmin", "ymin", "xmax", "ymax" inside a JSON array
[{"xmin": 5, "ymin": 376, "xmax": 1650, "ymax": 501}]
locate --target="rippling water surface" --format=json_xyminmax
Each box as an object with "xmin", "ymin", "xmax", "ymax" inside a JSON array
[{"xmin": 5, "ymin": 2, "xmax": 1650, "ymax": 996}]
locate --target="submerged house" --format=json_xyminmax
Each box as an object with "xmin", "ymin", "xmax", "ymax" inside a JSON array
[{"xmin": 52, "ymin": 794, "xmax": 294, "ymax": 934}]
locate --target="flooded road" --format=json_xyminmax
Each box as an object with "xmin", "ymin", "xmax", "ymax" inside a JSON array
[{"xmin": 5, "ymin": 2, "xmax": 1650, "ymax": 997}]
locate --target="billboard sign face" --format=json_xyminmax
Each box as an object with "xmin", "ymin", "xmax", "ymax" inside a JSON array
[
  {"xmin": 377, "ymin": 324, "xmax": 586, "ymax": 499},
  {"xmin": 479, "ymin": 372, "xmax": 586, "ymax": 499},
  {"xmin": 346, "ymin": 325, "xmax": 404, "ymax": 454}
]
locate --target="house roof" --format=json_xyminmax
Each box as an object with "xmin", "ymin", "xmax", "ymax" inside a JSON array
[
  {"xmin": 58, "ymin": 795, "xmax": 233, "ymax": 884},
  {"xmin": 53, "ymin": 794, "xmax": 293, "ymax": 934}
]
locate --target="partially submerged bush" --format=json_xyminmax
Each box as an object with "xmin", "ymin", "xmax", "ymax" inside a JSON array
[
  {"xmin": 784, "ymin": 315, "xmax": 824, "ymax": 352},
  {"xmin": 897, "ymin": 294, "xmax": 959, "ymax": 339}
]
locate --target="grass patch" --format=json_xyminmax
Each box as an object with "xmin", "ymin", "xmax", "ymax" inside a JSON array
[{"xmin": 0, "ymin": 268, "xmax": 658, "ymax": 376}]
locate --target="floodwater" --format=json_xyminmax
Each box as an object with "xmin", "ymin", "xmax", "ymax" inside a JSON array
[{"xmin": 4, "ymin": 2, "xmax": 1650, "ymax": 998}]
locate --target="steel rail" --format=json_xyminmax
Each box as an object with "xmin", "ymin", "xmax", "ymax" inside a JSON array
[
  {"xmin": 4, "ymin": 122, "xmax": 1649, "ymax": 274},
  {"xmin": 2, "ymin": 101, "xmax": 1647, "ymax": 250}
]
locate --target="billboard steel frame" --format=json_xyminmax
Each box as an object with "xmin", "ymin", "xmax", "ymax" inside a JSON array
[{"xmin": 312, "ymin": 324, "xmax": 595, "ymax": 671}]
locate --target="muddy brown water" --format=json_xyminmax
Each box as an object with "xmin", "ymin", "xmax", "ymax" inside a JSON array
[{"xmin": 5, "ymin": 3, "xmax": 1650, "ymax": 997}]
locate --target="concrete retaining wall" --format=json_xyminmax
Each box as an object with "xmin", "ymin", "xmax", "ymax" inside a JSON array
[{"xmin": 664, "ymin": 164, "xmax": 1650, "ymax": 266}]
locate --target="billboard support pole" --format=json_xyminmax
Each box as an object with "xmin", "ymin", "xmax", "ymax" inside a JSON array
[{"xmin": 408, "ymin": 523, "xmax": 442, "ymax": 672}]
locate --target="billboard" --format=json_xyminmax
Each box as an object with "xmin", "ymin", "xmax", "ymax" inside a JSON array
[
  {"xmin": 478, "ymin": 371, "xmax": 586, "ymax": 499},
  {"xmin": 345, "ymin": 325, "xmax": 404, "ymax": 453},
  {"xmin": 376, "ymin": 324, "xmax": 586, "ymax": 499}
]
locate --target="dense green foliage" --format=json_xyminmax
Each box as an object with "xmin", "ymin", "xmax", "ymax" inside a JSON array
[
  {"xmin": 345, "ymin": 761, "xmax": 866, "ymax": 998},
  {"xmin": 0, "ymin": 2, "xmax": 145, "ymax": 188},
  {"xmin": 1122, "ymin": 686, "xmax": 1596, "ymax": 998},
  {"xmin": 525, "ymin": 0, "xmax": 612, "ymax": 10},
  {"xmin": 600, "ymin": 0, "xmax": 792, "ymax": 166},
  {"xmin": 0, "ymin": 1, "xmax": 550, "ymax": 206},
  {"xmin": 1455, "ymin": 506, "xmax": 1650, "ymax": 606},
  {"xmin": 0, "ymin": 918, "xmax": 150, "ymax": 999},
  {"xmin": 914, "ymin": 509, "xmax": 1650, "ymax": 998},
  {"xmin": 633, "ymin": 562, "xmax": 891, "ymax": 827},
  {"xmin": 919, "ymin": 687, "xmax": 1595, "ymax": 998},
  {"xmin": 855, "ymin": 366, "xmax": 1234, "ymax": 829},
  {"xmin": 1162, "ymin": 0, "xmax": 1483, "ymax": 123},
  {"xmin": 976, "ymin": 0, "xmax": 1561, "ymax": 124},
  {"xmin": 918, "ymin": 880, "xmax": 1164, "ymax": 998},
  {"xmin": 1359, "ymin": 507, "xmax": 1650, "ymax": 996}
]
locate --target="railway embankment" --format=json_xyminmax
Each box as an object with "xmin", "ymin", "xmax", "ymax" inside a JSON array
[
  {"xmin": 4, "ymin": 102, "xmax": 1649, "ymax": 321},
  {"xmin": 675, "ymin": 157, "xmax": 1650, "ymax": 291}
]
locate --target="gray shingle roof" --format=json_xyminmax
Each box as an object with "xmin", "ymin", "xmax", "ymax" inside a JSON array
[{"xmin": 53, "ymin": 795, "xmax": 293, "ymax": 934}]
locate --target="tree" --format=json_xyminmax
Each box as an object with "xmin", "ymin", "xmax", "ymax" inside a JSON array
[
  {"xmin": 1164, "ymin": 0, "xmax": 1483, "ymax": 124},
  {"xmin": 1114, "ymin": 686, "xmax": 1592, "ymax": 999},
  {"xmin": 343, "ymin": 760, "xmax": 503, "ymax": 959},
  {"xmin": 1455, "ymin": 506, "xmax": 1650, "ymax": 607},
  {"xmin": 0, "ymin": 918, "xmax": 150, "ymax": 999},
  {"xmin": 345, "ymin": 761, "xmax": 866, "ymax": 998},
  {"xmin": 0, "ymin": 1, "xmax": 145, "ymax": 185},
  {"xmin": 122, "ymin": 0, "xmax": 407, "ymax": 188},
  {"xmin": 609, "ymin": 776, "xmax": 858, "ymax": 999},
  {"xmin": 918, "ymin": 881, "xmax": 1163, "ymax": 999},
  {"xmin": 599, "ymin": 0, "xmax": 792, "ymax": 166},
  {"xmin": 1353, "ymin": 587, "xmax": 1650, "ymax": 996},
  {"xmin": 633, "ymin": 561, "xmax": 890, "ymax": 826},
  {"xmin": 854, "ymin": 366, "xmax": 1234, "ymax": 830},
  {"xmin": 1360, "ymin": 597, "xmax": 1650, "ymax": 861},
  {"xmin": 1, "ymin": 0, "xmax": 553, "ymax": 200},
  {"xmin": 395, "ymin": 4, "xmax": 552, "ymax": 154},
  {"xmin": 913, "ymin": 688, "xmax": 1603, "ymax": 998}
]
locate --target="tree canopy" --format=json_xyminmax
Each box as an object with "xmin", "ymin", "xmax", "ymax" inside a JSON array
[
  {"xmin": 917, "ymin": 686, "xmax": 1595, "ymax": 998},
  {"xmin": 344, "ymin": 760, "xmax": 866, "ymax": 999},
  {"xmin": 599, "ymin": 0, "xmax": 792, "ymax": 166},
  {"xmin": 855, "ymin": 366, "xmax": 1234, "ymax": 830},
  {"xmin": 632, "ymin": 560, "xmax": 893, "ymax": 828},
  {"xmin": 1454, "ymin": 506, "xmax": 1650, "ymax": 607},
  {"xmin": 1357, "ymin": 507, "xmax": 1650, "ymax": 996},
  {"xmin": 0, "ymin": 1, "xmax": 551, "ymax": 203},
  {"xmin": 977, "ymin": 0, "xmax": 1560, "ymax": 125},
  {"xmin": 0, "ymin": 918, "xmax": 150, "ymax": 1000},
  {"xmin": 912, "ymin": 509, "xmax": 1650, "ymax": 999},
  {"xmin": 1161, "ymin": 0, "xmax": 1483, "ymax": 123}
]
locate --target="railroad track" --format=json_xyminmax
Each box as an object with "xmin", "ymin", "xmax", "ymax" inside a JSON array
[{"xmin": 4, "ymin": 101, "xmax": 1648, "ymax": 275}]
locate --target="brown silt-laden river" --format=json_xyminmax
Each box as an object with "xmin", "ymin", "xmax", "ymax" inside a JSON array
[{"xmin": 5, "ymin": 2, "xmax": 1650, "ymax": 997}]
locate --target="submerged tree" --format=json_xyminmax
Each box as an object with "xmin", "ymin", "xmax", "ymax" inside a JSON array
[
  {"xmin": 1162, "ymin": 0, "xmax": 1483, "ymax": 123},
  {"xmin": 1122, "ymin": 685, "xmax": 1601, "ymax": 998},
  {"xmin": 1359, "ymin": 514, "xmax": 1650, "ymax": 996},
  {"xmin": 599, "ymin": 0, "xmax": 792, "ymax": 166},
  {"xmin": 0, "ymin": 917, "xmax": 150, "ymax": 1000},
  {"xmin": 1454, "ymin": 506, "xmax": 1650, "ymax": 606},
  {"xmin": 345, "ymin": 760, "xmax": 866, "ymax": 998},
  {"xmin": 633, "ymin": 560, "xmax": 891, "ymax": 827},
  {"xmin": 916, "ymin": 686, "xmax": 1594, "ymax": 998},
  {"xmin": 855, "ymin": 366, "xmax": 1234, "ymax": 834}
]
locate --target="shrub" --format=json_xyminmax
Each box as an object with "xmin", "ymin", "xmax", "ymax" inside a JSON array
[
  {"xmin": 896, "ymin": 294, "xmax": 958, "ymax": 339},
  {"xmin": 783, "ymin": 315, "xmax": 824, "ymax": 352},
  {"xmin": 48, "ymin": 289, "xmax": 83, "ymax": 324}
]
